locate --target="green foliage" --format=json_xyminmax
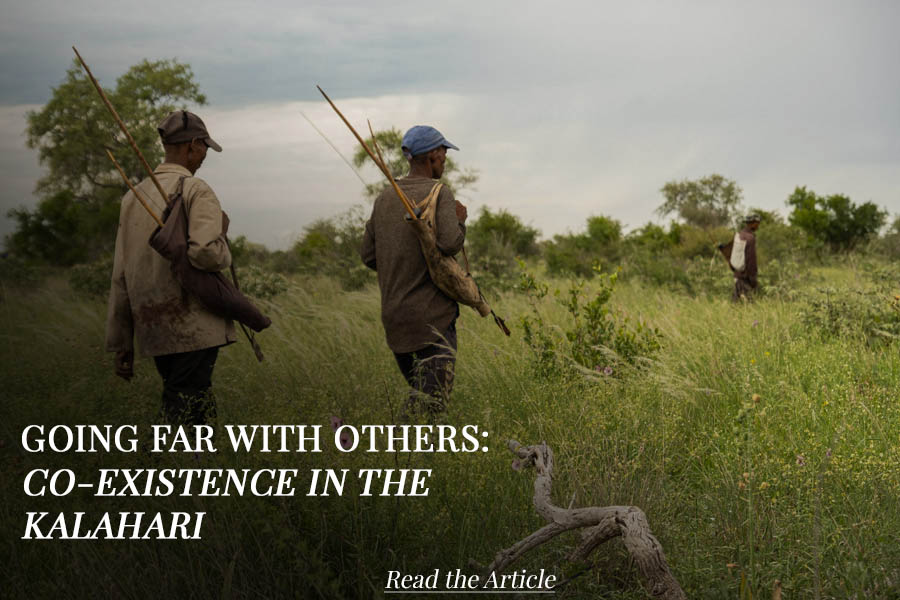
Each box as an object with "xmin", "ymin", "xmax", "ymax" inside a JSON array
[
  {"xmin": 0, "ymin": 256, "xmax": 46, "ymax": 290},
  {"xmin": 798, "ymin": 263, "xmax": 900, "ymax": 345},
  {"xmin": 235, "ymin": 266, "xmax": 288, "ymax": 300},
  {"xmin": 467, "ymin": 207, "xmax": 539, "ymax": 257},
  {"xmin": 518, "ymin": 263, "xmax": 661, "ymax": 377},
  {"xmin": 544, "ymin": 215, "xmax": 622, "ymax": 278},
  {"xmin": 786, "ymin": 186, "xmax": 887, "ymax": 251},
  {"xmin": 517, "ymin": 266, "xmax": 559, "ymax": 378},
  {"xmin": 799, "ymin": 287, "xmax": 900, "ymax": 346},
  {"xmin": 466, "ymin": 207, "xmax": 540, "ymax": 290},
  {"xmin": 8, "ymin": 58, "xmax": 206, "ymax": 264},
  {"xmin": 289, "ymin": 205, "xmax": 374, "ymax": 290},
  {"xmin": 7, "ymin": 189, "xmax": 119, "ymax": 265},
  {"xmin": 229, "ymin": 235, "xmax": 272, "ymax": 267},
  {"xmin": 5, "ymin": 262, "xmax": 900, "ymax": 598},
  {"xmin": 68, "ymin": 255, "xmax": 113, "ymax": 297},
  {"xmin": 352, "ymin": 127, "xmax": 479, "ymax": 200},
  {"xmin": 562, "ymin": 270, "xmax": 661, "ymax": 372},
  {"xmin": 657, "ymin": 174, "xmax": 743, "ymax": 228}
]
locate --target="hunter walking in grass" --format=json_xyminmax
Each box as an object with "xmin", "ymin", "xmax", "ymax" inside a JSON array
[
  {"xmin": 724, "ymin": 214, "xmax": 761, "ymax": 301},
  {"xmin": 106, "ymin": 110, "xmax": 234, "ymax": 426},
  {"xmin": 360, "ymin": 125, "xmax": 468, "ymax": 415}
]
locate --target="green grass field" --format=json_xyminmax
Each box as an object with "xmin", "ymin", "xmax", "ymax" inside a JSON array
[{"xmin": 3, "ymin": 264, "xmax": 900, "ymax": 599}]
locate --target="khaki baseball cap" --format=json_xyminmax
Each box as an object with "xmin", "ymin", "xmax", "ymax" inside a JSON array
[{"xmin": 157, "ymin": 110, "xmax": 222, "ymax": 152}]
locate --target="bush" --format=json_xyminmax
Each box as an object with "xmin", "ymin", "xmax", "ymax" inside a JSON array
[
  {"xmin": 798, "ymin": 265, "xmax": 900, "ymax": 345},
  {"xmin": 289, "ymin": 205, "xmax": 375, "ymax": 291},
  {"xmin": 543, "ymin": 215, "xmax": 622, "ymax": 278},
  {"xmin": 68, "ymin": 255, "xmax": 113, "ymax": 297},
  {"xmin": 466, "ymin": 207, "xmax": 540, "ymax": 290},
  {"xmin": 518, "ymin": 263, "xmax": 661, "ymax": 377},
  {"xmin": 0, "ymin": 255, "xmax": 46, "ymax": 290},
  {"xmin": 235, "ymin": 266, "xmax": 288, "ymax": 300},
  {"xmin": 798, "ymin": 286, "xmax": 900, "ymax": 346}
]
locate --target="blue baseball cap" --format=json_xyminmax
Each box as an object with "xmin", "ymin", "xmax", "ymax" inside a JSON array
[{"xmin": 401, "ymin": 125, "xmax": 459, "ymax": 159}]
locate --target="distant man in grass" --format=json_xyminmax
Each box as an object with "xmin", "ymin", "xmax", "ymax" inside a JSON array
[
  {"xmin": 360, "ymin": 125, "xmax": 468, "ymax": 415},
  {"xmin": 106, "ymin": 110, "xmax": 234, "ymax": 426},
  {"xmin": 722, "ymin": 214, "xmax": 761, "ymax": 301}
]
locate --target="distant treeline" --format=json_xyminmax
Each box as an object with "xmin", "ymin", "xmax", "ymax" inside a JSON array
[{"xmin": 217, "ymin": 178, "xmax": 899, "ymax": 298}]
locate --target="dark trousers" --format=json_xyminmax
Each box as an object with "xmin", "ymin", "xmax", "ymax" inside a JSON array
[
  {"xmin": 153, "ymin": 347, "xmax": 219, "ymax": 426},
  {"xmin": 393, "ymin": 321, "xmax": 457, "ymax": 415},
  {"xmin": 733, "ymin": 277, "xmax": 757, "ymax": 302}
]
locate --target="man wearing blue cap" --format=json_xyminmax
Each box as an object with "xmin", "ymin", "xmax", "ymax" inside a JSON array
[{"xmin": 360, "ymin": 125, "xmax": 468, "ymax": 415}]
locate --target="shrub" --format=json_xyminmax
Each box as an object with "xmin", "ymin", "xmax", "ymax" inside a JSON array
[
  {"xmin": 68, "ymin": 255, "xmax": 113, "ymax": 297},
  {"xmin": 799, "ymin": 264, "xmax": 900, "ymax": 345},
  {"xmin": 0, "ymin": 255, "xmax": 46, "ymax": 290},
  {"xmin": 543, "ymin": 215, "xmax": 622, "ymax": 278},
  {"xmin": 798, "ymin": 287, "xmax": 900, "ymax": 345},
  {"xmin": 466, "ymin": 207, "xmax": 539, "ymax": 290},
  {"xmin": 289, "ymin": 205, "xmax": 375, "ymax": 291},
  {"xmin": 518, "ymin": 263, "xmax": 661, "ymax": 377},
  {"xmin": 235, "ymin": 266, "xmax": 288, "ymax": 300}
]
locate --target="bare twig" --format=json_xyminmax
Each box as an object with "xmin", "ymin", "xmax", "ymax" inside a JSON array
[{"xmin": 478, "ymin": 440, "xmax": 686, "ymax": 600}]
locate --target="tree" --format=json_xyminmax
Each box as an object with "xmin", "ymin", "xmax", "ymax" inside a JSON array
[
  {"xmin": 466, "ymin": 207, "xmax": 540, "ymax": 258},
  {"xmin": 786, "ymin": 186, "xmax": 886, "ymax": 251},
  {"xmin": 352, "ymin": 127, "xmax": 479, "ymax": 201},
  {"xmin": 544, "ymin": 215, "xmax": 623, "ymax": 278},
  {"xmin": 6, "ymin": 58, "xmax": 206, "ymax": 264},
  {"xmin": 657, "ymin": 174, "xmax": 743, "ymax": 229}
]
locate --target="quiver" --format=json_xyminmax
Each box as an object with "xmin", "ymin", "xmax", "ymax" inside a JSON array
[
  {"xmin": 148, "ymin": 177, "xmax": 271, "ymax": 332},
  {"xmin": 406, "ymin": 183, "xmax": 491, "ymax": 317}
]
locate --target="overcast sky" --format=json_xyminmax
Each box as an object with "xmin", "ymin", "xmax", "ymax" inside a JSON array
[{"xmin": 2, "ymin": 0, "xmax": 898, "ymax": 249}]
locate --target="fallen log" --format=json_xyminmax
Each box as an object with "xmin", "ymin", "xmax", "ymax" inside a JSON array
[{"xmin": 474, "ymin": 440, "xmax": 685, "ymax": 600}]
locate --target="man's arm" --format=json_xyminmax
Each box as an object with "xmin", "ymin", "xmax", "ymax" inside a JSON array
[
  {"xmin": 434, "ymin": 187, "xmax": 466, "ymax": 255},
  {"xmin": 744, "ymin": 234, "xmax": 758, "ymax": 286},
  {"xmin": 360, "ymin": 216, "xmax": 377, "ymax": 271},
  {"xmin": 105, "ymin": 216, "xmax": 134, "ymax": 380},
  {"xmin": 185, "ymin": 178, "xmax": 231, "ymax": 271}
]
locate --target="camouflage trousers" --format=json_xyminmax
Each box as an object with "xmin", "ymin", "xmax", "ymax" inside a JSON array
[
  {"xmin": 153, "ymin": 346, "xmax": 219, "ymax": 426},
  {"xmin": 393, "ymin": 320, "xmax": 457, "ymax": 416},
  {"xmin": 732, "ymin": 277, "xmax": 756, "ymax": 302}
]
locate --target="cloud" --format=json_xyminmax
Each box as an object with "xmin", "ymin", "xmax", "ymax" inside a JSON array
[{"xmin": 2, "ymin": 1, "xmax": 898, "ymax": 249}]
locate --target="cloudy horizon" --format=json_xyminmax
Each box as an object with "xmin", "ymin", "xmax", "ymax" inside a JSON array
[{"xmin": 2, "ymin": 0, "xmax": 898, "ymax": 250}]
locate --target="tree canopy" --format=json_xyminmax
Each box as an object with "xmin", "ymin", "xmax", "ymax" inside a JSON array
[
  {"xmin": 657, "ymin": 174, "xmax": 743, "ymax": 229},
  {"xmin": 7, "ymin": 58, "xmax": 206, "ymax": 264},
  {"xmin": 786, "ymin": 186, "xmax": 886, "ymax": 251},
  {"xmin": 352, "ymin": 127, "xmax": 479, "ymax": 201}
]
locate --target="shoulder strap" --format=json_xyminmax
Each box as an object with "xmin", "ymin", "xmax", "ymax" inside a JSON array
[
  {"xmin": 416, "ymin": 183, "xmax": 443, "ymax": 211},
  {"xmin": 165, "ymin": 176, "xmax": 188, "ymax": 209}
]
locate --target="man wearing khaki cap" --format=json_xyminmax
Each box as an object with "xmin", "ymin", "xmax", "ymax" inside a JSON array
[
  {"xmin": 360, "ymin": 125, "xmax": 468, "ymax": 416},
  {"xmin": 106, "ymin": 110, "xmax": 234, "ymax": 426}
]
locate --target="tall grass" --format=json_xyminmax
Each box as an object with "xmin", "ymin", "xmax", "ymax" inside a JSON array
[{"xmin": 2, "ymin": 266, "xmax": 899, "ymax": 598}]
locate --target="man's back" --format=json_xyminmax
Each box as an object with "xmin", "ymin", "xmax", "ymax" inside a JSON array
[
  {"xmin": 106, "ymin": 163, "xmax": 235, "ymax": 358},
  {"xmin": 361, "ymin": 176, "xmax": 465, "ymax": 354}
]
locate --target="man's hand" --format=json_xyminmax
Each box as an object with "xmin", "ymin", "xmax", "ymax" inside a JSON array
[
  {"xmin": 221, "ymin": 211, "xmax": 230, "ymax": 236},
  {"xmin": 115, "ymin": 350, "xmax": 134, "ymax": 382},
  {"xmin": 455, "ymin": 201, "xmax": 468, "ymax": 224}
]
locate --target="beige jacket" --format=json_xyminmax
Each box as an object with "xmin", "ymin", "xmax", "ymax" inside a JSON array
[{"xmin": 105, "ymin": 163, "xmax": 236, "ymax": 357}]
